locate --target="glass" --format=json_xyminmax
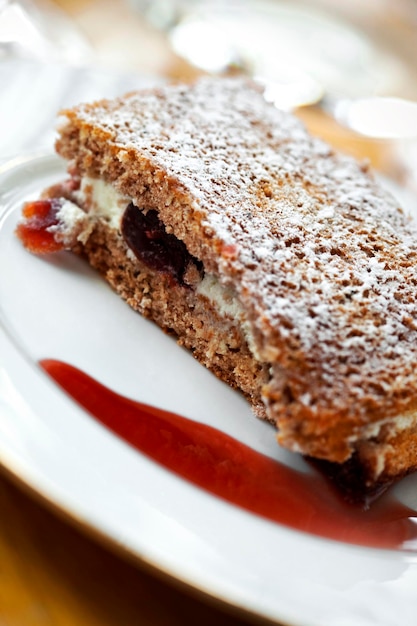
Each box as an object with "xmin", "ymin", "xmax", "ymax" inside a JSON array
[
  {"xmin": 129, "ymin": 0, "xmax": 417, "ymax": 108},
  {"xmin": 130, "ymin": 0, "xmax": 417, "ymax": 189},
  {"xmin": 0, "ymin": 0, "xmax": 91, "ymax": 62}
]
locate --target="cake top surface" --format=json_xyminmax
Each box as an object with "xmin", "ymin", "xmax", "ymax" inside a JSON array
[{"xmin": 58, "ymin": 77, "xmax": 417, "ymax": 423}]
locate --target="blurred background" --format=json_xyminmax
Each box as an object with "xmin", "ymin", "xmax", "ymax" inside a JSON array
[
  {"xmin": 0, "ymin": 2, "xmax": 416, "ymax": 625},
  {"xmin": 1, "ymin": 0, "xmax": 416, "ymax": 184}
]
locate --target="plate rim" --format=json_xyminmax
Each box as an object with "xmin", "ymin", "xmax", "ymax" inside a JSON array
[{"xmin": 2, "ymin": 152, "xmax": 417, "ymax": 626}]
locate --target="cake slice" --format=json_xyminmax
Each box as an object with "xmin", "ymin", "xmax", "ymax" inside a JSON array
[{"xmin": 17, "ymin": 77, "xmax": 417, "ymax": 494}]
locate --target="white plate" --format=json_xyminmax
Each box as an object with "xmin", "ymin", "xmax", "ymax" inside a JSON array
[{"xmin": 2, "ymin": 153, "xmax": 417, "ymax": 626}]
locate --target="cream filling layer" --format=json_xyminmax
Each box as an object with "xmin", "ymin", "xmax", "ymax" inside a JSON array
[
  {"xmin": 196, "ymin": 274, "xmax": 261, "ymax": 361},
  {"xmin": 78, "ymin": 176, "xmax": 130, "ymax": 229},
  {"xmin": 51, "ymin": 199, "xmax": 93, "ymax": 246}
]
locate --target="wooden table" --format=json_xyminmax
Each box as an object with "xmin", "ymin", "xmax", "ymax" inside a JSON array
[
  {"xmin": 0, "ymin": 470, "xmax": 259, "ymax": 626},
  {"xmin": 1, "ymin": 2, "xmax": 416, "ymax": 625}
]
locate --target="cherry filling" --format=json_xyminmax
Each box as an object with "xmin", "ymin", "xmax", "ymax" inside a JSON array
[
  {"xmin": 15, "ymin": 198, "xmax": 65, "ymax": 254},
  {"xmin": 121, "ymin": 203, "xmax": 203, "ymax": 286}
]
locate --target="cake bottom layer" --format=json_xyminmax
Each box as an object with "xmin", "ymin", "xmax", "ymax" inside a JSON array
[{"xmin": 74, "ymin": 221, "xmax": 271, "ymax": 419}]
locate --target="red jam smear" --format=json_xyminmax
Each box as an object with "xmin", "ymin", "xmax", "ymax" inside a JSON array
[
  {"xmin": 121, "ymin": 203, "xmax": 203, "ymax": 285},
  {"xmin": 16, "ymin": 198, "xmax": 64, "ymax": 254},
  {"xmin": 40, "ymin": 359, "xmax": 417, "ymax": 550}
]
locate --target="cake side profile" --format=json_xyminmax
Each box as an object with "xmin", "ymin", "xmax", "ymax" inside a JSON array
[{"xmin": 16, "ymin": 77, "xmax": 417, "ymax": 491}]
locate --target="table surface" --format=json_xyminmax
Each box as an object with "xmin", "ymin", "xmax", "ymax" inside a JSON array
[{"xmin": 1, "ymin": 1, "xmax": 416, "ymax": 625}]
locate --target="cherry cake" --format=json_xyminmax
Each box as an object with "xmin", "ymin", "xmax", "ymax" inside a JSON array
[{"xmin": 17, "ymin": 77, "xmax": 417, "ymax": 493}]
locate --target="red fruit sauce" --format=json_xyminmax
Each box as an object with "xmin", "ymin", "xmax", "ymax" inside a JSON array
[
  {"xmin": 16, "ymin": 199, "xmax": 64, "ymax": 254},
  {"xmin": 40, "ymin": 359, "xmax": 417, "ymax": 550}
]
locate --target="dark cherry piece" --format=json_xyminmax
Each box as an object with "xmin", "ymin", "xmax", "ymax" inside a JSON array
[
  {"xmin": 41, "ymin": 359, "xmax": 417, "ymax": 550},
  {"xmin": 121, "ymin": 203, "xmax": 203, "ymax": 285},
  {"xmin": 16, "ymin": 198, "xmax": 64, "ymax": 254}
]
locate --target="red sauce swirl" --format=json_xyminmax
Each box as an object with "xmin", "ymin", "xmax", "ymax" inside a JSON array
[{"xmin": 40, "ymin": 359, "xmax": 417, "ymax": 550}]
